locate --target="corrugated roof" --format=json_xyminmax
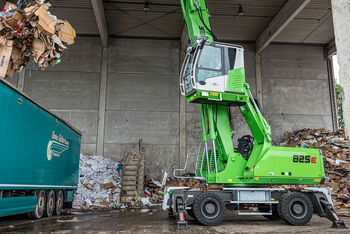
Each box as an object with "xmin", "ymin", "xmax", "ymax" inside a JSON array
[
  {"xmin": 7, "ymin": 0, "xmax": 334, "ymax": 44},
  {"xmin": 51, "ymin": 8, "xmax": 99, "ymax": 35},
  {"xmin": 275, "ymin": 0, "xmax": 333, "ymax": 44}
]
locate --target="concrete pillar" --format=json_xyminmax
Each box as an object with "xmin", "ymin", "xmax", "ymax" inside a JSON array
[
  {"xmin": 179, "ymin": 92, "xmax": 186, "ymax": 168},
  {"xmin": 332, "ymin": 0, "xmax": 350, "ymax": 135},
  {"xmin": 255, "ymin": 54, "xmax": 263, "ymax": 106},
  {"xmin": 179, "ymin": 25, "xmax": 189, "ymax": 168},
  {"xmin": 96, "ymin": 48, "xmax": 108, "ymax": 155}
]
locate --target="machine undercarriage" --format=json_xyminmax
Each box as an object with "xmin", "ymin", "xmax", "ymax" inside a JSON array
[{"xmin": 163, "ymin": 187, "xmax": 346, "ymax": 230}]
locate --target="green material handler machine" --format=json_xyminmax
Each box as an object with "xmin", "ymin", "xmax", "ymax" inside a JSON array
[{"xmin": 162, "ymin": 0, "xmax": 347, "ymax": 229}]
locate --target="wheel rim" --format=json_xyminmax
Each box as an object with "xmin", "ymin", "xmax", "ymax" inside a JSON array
[
  {"xmin": 201, "ymin": 200, "xmax": 220, "ymax": 220},
  {"xmin": 289, "ymin": 198, "xmax": 307, "ymax": 220},
  {"xmin": 48, "ymin": 195, "xmax": 54, "ymax": 211},
  {"xmin": 57, "ymin": 196, "xmax": 63, "ymax": 209},
  {"xmin": 55, "ymin": 191, "xmax": 64, "ymax": 214},
  {"xmin": 38, "ymin": 194, "xmax": 45, "ymax": 212}
]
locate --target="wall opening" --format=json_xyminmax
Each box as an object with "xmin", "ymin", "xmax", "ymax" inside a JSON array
[{"xmin": 331, "ymin": 55, "xmax": 344, "ymax": 129}]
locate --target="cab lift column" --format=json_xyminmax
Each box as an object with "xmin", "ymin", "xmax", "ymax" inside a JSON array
[{"xmin": 164, "ymin": 187, "xmax": 347, "ymax": 230}]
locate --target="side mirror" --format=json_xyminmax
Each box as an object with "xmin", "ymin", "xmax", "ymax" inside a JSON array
[{"xmin": 199, "ymin": 81, "xmax": 206, "ymax": 85}]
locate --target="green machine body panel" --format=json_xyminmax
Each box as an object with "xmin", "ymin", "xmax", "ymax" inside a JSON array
[
  {"xmin": 0, "ymin": 79, "xmax": 81, "ymax": 217},
  {"xmin": 179, "ymin": 0, "xmax": 325, "ymax": 186},
  {"xmin": 226, "ymin": 68, "xmax": 246, "ymax": 94}
]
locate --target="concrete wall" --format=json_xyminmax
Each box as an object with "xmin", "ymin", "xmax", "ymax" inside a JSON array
[
  {"xmin": 16, "ymin": 36, "xmax": 333, "ymax": 179},
  {"xmin": 23, "ymin": 37, "xmax": 102, "ymax": 155},
  {"xmin": 104, "ymin": 38, "xmax": 180, "ymax": 178},
  {"xmin": 261, "ymin": 44, "xmax": 333, "ymax": 142}
]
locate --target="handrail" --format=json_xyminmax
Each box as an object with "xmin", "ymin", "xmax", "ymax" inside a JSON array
[{"xmin": 173, "ymin": 142, "xmax": 206, "ymax": 180}]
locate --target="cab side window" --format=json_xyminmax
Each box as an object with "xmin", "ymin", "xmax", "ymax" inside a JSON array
[{"xmin": 228, "ymin": 48, "xmax": 236, "ymax": 70}]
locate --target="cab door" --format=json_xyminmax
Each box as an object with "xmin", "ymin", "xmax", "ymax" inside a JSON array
[{"xmin": 194, "ymin": 44, "xmax": 226, "ymax": 93}]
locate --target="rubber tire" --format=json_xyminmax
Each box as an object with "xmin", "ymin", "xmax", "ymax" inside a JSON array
[
  {"xmin": 168, "ymin": 208, "xmax": 175, "ymax": 219},
  {"xmin": 187, "ymin": 206, "xmax": 196, "ymax": 220},
  {"xmin": 29, "ymin": 190, "xmax": 46, "ymax": 219},
  {"xmin": 55, "ymin": 190, "xmax": 64, "ymax": 215},
  {"xmin": 193, "ymin": 193, "xmax": 226, "ymax": 226},
  {"xmin": 258, "ymin": 206, "xmax": 280, "ymax": 220},
  {"xmin": 45, "ymin": 190, "xmax": 55, "ymax": 217},
  {"xmin": 27, "ymin": 211, "xmax": 34, "ymax": 219},
  {"xmin": 279, "ymin": 192, "xmax": 313, "ymax": 226}
]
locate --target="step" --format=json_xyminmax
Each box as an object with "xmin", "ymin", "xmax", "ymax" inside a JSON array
[{"xmin": 238, "ymin": 212, "xmax": 272, "ymax": 216}]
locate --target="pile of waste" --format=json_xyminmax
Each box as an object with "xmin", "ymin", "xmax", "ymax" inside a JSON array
[
  {"xmin": 0, "ymin": 0, "xmax": 75, "ymax": 78},
  {"xmin": 143, "ymin": 178, "xmax": 202, "ymax": 204},
  {"xmin": 280, "ymin": 128, "xmax": 350, "ymax": 212},
  {"xmin": 72, "ymin": 155, "xmax": 213, "ymax": 210},
  {"xmin": 73, "ymin": 129, "xmax": 350, "ymax": 215},
  {"xmin": 73, "ymin": 155, "xmax": 122, "ymax": 210},
  {"xmin": 143, "ymin": 177, "xmax": 219, "ymax": 205}
]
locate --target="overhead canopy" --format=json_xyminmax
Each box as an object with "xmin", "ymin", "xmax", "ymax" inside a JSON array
[{"xmin": 15, "ymin": 0, "xmax": 334, "ymax": 45}]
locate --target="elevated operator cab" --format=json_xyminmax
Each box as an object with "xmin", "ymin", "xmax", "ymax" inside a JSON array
[{"xmin": 180, "ymin": 40, "xmax": 248, "ymax": 105}]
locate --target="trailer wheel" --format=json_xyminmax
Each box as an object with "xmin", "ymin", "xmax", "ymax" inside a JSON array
[
  {"xmin": 55, "ymin": 190, "xmax": 64, "ymax": 215},
  {"xmin": 193, "ymin": 193, "xmax": 226, "ymax": 226},
  {"xmin": 29, "ymin": 190, "xmax": 46, "ymax": 219},
  {"xmin": 279, "ymin": 192, "xmax": 313, "ymax": 226},
  {"xmin": 45, "ymin": 190, "xmax": 55, "ymax": 217}
]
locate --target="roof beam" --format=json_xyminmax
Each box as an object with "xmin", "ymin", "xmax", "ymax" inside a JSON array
[
  {"xmin": 256, "ymin": 0, "xmax": 311, "ymax": 54},
  {"xmin": 327, "ymin": 39, "xmax": 336, "ymax": 57},
  {"xmin": 91, "ymin": 0, "xmax": 109, "ymax": 48}
]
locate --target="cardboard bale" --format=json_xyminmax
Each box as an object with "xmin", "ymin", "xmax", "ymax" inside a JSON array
[
  {"xmin": 3, "ymin": 2, "xmax": 17, "ymax": 11},
  {"xmin": 0, "ymin": 36, "xmax": 7, "ymax": 46},
  {"xmin": 4, "ymin": 11, "xmax": 24, "ymax": 30},
  {"xmin": 34, "ymin": 5, "xmax": 56, "ymax": 36},
  {"xmin": 24, "ymin": 5, "xmax": 39, "ymax": 19},
  {"xmin": 55, "ymin": 20, "xmax": 76, "ymax": 45},
  {"xmin": 31, "ymin": 38, "xmax": 45, "ymax": 62},
  {"xmin": 0, "ymin": 1, "xmax": 75, "ymax": 79},
  {"xmin": 0, "ymin": 39, "xmax": 14, "ymax": 78},
  {"xmin": 5, "ymin": 62, "xmax": 15, "ymax": 79}
]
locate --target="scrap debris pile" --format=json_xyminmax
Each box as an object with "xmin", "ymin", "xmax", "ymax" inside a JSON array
[
  {"xmin": 0, "ymin": 0, "xmax": 75, "ymax": 78},
  {"xmin": 73, "ymin": 155, "xmax": 122, "ymax": 210},
  {"xmin": 143, "ymin": 177, "xmax": 209, "ymax": 204},
  {"xmin": 72, "ymin": 154, "xmax": 210, "ymax": 210},
  {"xmin": 281, "ymin": 128, "xmax": 350, "ymax": 211},
  {"xmin": 74, "ymin": 129, "xmax": 350, "ymax": 214}
]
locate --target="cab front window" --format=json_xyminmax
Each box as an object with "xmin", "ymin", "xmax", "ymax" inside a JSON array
[{"xmin": 196, "ymin": 45, "xmax": 223, "ymax": 82}]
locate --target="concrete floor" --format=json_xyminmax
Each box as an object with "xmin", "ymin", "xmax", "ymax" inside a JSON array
[{"xmin": 0, "ymin": 209, "xmax": 349, "ymax": 233}]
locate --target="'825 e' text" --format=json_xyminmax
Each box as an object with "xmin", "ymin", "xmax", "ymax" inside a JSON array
[{"xmin": 293, "ymin": 155, "xmax": 317, "ymax": 164}]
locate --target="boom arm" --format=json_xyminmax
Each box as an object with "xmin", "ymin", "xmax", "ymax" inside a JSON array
[{"xmin": 180, "ymin": 0, "xmax": 215, "ymax": 43}]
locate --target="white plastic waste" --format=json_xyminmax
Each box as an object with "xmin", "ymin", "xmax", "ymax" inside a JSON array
[{"xmin": 73, "ymin": 154, "xmax": 121, "ymax": 209}]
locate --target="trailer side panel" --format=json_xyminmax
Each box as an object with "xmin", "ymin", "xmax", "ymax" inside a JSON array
[{"xmin": 0, "ymin": 79, "xmax": 81, "ymax": 190}]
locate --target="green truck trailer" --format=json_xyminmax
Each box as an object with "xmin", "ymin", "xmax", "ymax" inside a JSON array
[{"xmin": 0, "ymin": 78, "xmax": 81, "ymax": 218}]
